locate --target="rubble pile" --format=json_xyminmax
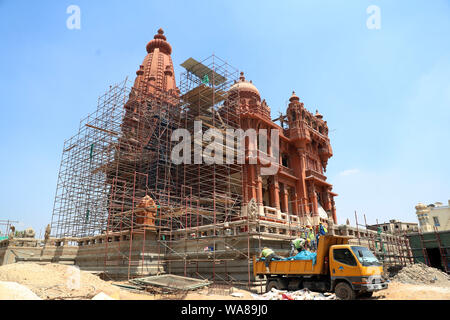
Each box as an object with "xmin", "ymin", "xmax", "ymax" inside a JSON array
[
  {"xmin": 252, "ymin": 288, "xmax": 336, "ymax": 300},
  {"xmin": 392, "ymin": 263, "xmax": 450, "ymax": 287}
]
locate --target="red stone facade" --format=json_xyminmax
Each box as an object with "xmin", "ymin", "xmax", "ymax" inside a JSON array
[
  {"xmin": 229, "ymin": 74, "xmax": 337, "ymax": 227},
  {"xmin": 128, "ymin": 29, "xmax": 337, "ymax": 227}
]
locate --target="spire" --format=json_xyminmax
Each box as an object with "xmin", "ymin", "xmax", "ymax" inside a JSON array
[
  {"xmin": 315, "ymin": 109, "xmax": 323, "ymax": 119},
  {"xmin": 132, "ymin": 28, "xmax": 178, "ymax": 99},
  {"xmin": 289, "ymin": 91, "xmax": 300, "ymax": 103},
  {"xmin": 146, "ymin": 28, "xmax": 172, "ymax": 54}
]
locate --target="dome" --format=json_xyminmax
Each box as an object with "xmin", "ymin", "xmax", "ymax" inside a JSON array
[
  {"xmin": 146, "ymin": 28, "xmax": 172, "ymax": 55},
  {"xmin": 415, "ymin": 202, "xmax": 427, "ymax": 210},
  {"xmin": 229, "ymin": 72, "xmax": 260, "ymax": 96}
]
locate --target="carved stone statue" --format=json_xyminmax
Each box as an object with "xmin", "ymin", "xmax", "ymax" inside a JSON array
[
  {"xmin": 44, "ymin": 224, "xmax": 51, "ymax": 241},
  {"xmin": 247, "ymin": 198, "xmax": 258, "ymax": 221},
  {"xmin": 9, "ymin": 226, "xmax": 15, "ymax": 239}
]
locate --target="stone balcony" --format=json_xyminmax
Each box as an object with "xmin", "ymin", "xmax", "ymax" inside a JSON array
[{"xmin": 305, "ymin": 169, "xmax": 327, "ymax": 181}]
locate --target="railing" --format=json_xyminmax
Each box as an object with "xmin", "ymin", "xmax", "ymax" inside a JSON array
[
  {"xmin": 305, "ymin": 169, "xmax": 326, "ymax": 181},
  {"xmin": 280, "ymin": 165, "xmax": 295, "ymax": 176}
]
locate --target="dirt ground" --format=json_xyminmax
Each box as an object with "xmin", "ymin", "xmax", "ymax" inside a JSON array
[
  {"xmin": 138, "ymin": 282, "xmax": 450, "ymax": 300},
  {"xmin": 0, "ymin": 262, "xmax": 253, "ymax": 300},
  {"xmin": 1, "ymin": 263, "xmax": 449, "ymax": 300},
  {"xmin": 372, "ymin": 281, "xmax": 450, "ymax": 300},
  {"xmin": 0, "ymin": 262, "xmax": 144, "ymax": 300}
]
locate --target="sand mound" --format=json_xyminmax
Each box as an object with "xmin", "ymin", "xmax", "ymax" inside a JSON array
[
  {"xmin": 392, "ymin": 263, "xmax": 450, "ymax": 287},
  {"xmin": 0, "ymin": 281, "xmax": 42, "ymax": 300},
  {"xmin": 0, "ymin": 263, "xmax": 120, "ymax": 299}
]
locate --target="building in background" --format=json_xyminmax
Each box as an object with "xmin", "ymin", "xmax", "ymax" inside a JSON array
[
  {"xmin": 405, "ymin": 200, "xmax": 450, "ymax": 274},
  {"xmin": 415, "ymin": 201, "xmax": 450, "ymax": 232},
  {"xmin": 367, "ymin": 219, "xmax": 418, "ymax": 235}
]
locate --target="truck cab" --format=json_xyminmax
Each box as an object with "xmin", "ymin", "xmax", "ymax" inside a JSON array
[{"xmin": 329, "ymin": 244, "xmax": 388, "ymax": 299}]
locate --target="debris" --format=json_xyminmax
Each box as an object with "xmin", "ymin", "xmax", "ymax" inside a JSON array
[
  {"xmin": 281, "ymin": 293, "xmax": 294, "ymax": 300},
  {"xmin": 391, "ymin": 263, "xmax": 450, "ymax": 287},
  {"xmin": 0, "ymin": 281, "xmax": 42, "ymax": 300},
  {"xmin": 230, "ymin": 292, "xmax": 244, "ymax": 298},
  {"xmin": 112, "ymin": 283, "xmax": 144, "ymax": 291},
  {"xmin": 130, "ymin": 274, "xmax": 210, "ymax": 292},
  {"xmin": 252, "ymin": 288, "xmax": 336, "ymax": 300}
]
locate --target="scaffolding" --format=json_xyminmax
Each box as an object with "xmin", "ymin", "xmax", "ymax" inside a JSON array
[
  {"xmin": 51, "ymin": 55, "xmax": 267, "ymax": 286},
  {"xmin": 51, "ymin": 53, "xmax": 414, "ymax": 287}
]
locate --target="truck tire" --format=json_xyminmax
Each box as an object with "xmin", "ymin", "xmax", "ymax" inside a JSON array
[
  {"xmin": 335, "ymin": 282, "xmax": 356, "ymax": 300},
  {"xmin": 266, "ymin": 280, "xmax": 279, "ymax": 292}
]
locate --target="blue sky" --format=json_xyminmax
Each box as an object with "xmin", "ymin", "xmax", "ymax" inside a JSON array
[{"xmin": 0, "ymin": 0, "xmax": 449, "ymax": 235}]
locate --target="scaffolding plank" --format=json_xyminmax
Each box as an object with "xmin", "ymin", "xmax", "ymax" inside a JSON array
[
  {"xmin": 130, "ymin": 274, "xmax": 210, "ymax": 291},
  {"xmin": 181, "ymin": 84, "xmax": 227, "ymax": 110},
  {"xmin": 181, "ymin": 57, "xmax": 227, "ymax": 85}
]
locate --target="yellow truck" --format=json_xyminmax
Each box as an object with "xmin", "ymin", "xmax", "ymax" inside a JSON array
[{"xmin": 253, "ymin": 235, "xmax": 388, "ymax": 299}]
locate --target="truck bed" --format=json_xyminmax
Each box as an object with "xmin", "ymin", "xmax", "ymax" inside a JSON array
[
  {"xmin": 253, "ymin": 235, "xmax": 351, "ymax": 276},
  {"xmin": 254, "ymin": 257, "xmax": 319, "ymax": 275}
]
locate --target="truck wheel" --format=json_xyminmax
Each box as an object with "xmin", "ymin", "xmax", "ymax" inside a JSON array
[
  {"xmin": 266, "ymin": 280, "xmax": 279, "ymax": 292},
  {"xmin": 335, "ymin": 282, "xmax": 356, "ymax": 300}
]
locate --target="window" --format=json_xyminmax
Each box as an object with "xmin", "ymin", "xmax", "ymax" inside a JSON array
[
  {"xmin": 282, "ymin": 154, "xmax": 289, "ymax": 168},
  {"xmin": 333, "ymin": 248, "xmax": 357, "ymax": 266},
  {"xmin": 350, "ymin": 246, "xmax": 382, "ymax": 267},
  {"xmin": 433, "ymin": 217, "xmax": 440, "ymax": 227}
]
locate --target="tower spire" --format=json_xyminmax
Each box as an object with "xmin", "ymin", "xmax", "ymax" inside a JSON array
[{"xmin": 132, "ymin": 28, "xmax": 178, "ymax": 99}]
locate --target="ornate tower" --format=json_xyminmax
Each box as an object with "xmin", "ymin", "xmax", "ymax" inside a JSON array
[
  {"xmin": 121, "ymin": 28, "xmax": 180, "ymax": 155},
  {"xmin": 286, "ymin": 91, "xmax": 336, "ymax": 224},
  {"xmin": 132, "ymin": 28, "xmax": 179, "ymax": 99}
]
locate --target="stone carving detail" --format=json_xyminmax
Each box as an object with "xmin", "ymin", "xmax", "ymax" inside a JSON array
[{"xmin": 247, "ymin": 198, "xmax": 258, "ymax": 220}]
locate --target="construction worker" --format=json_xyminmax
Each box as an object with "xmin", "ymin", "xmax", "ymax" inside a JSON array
[
  {"xmin": 318, "ymin": 222, "xmax": 328, "ymax": 236},
  {"xmin": 316, "ymin": 222, "xmax": 328, "ymax": 249},
  {"xmin": 307, "ymin": 227, "xmax": 316, "ymax": 251},
  {"xmin": 290, "ymin": 238, "xmax": 306, "ymax": 256},
  {"xmin": 260, "ymin": 247, "xmax": 282, "ymax": 272}
]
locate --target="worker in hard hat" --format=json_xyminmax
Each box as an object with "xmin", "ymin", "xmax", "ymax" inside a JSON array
[
  {"xmin": 290, "ymin": 237, "xmax": 306, "ymax": 256},
  {"xmin": 260, "ymin": 247, "xmax": 282, "ymax": 272},
  {"xmin": 316, "ymin": 222, "xmax": 328, "ymax": 249},
  {"xmin": 304, "ymin": 225, "xmax": 312, "ymax": 238},
  {"xmin": 318, "ymin": 222, "xmax": 328, "ymax": 235},
  {"xmin": 307, "ymin": 227, "xmax": 316, "ymax": 252}
]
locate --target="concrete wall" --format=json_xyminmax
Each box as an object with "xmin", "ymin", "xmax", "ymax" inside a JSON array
[
  {"xmin": 1, "ymin": 222, "xmax": 413, "ymax": 286},
  {"xmin": 0, "ymin": 238, "xmax": 78, "ymax": 265}
]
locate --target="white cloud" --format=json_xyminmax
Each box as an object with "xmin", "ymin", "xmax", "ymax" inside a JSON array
[{"xmin": 339, "ymin": 168, "xmax": 360, "ymax": 176}]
